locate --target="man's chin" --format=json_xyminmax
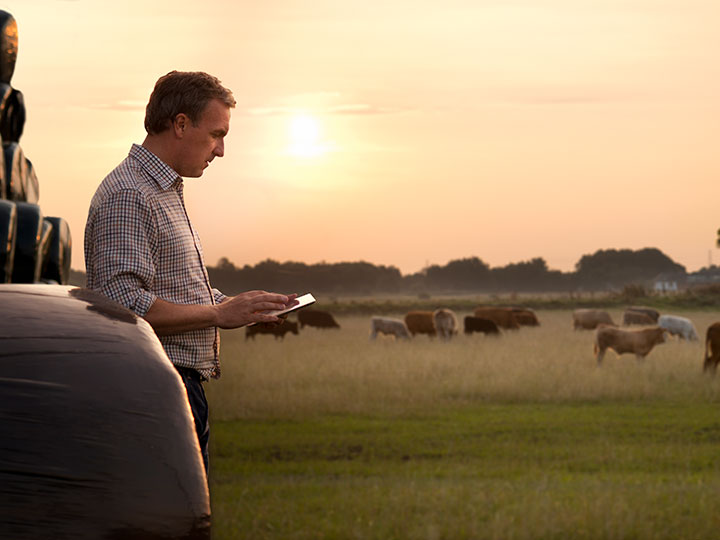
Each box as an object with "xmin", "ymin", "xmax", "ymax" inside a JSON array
[
  {"xmin": 184, "ymin": 169, "xmax": 205, "ymax": 179},
  {"xmin": 178, "ymin": 162, "xmax": 209, "ymax": 178}
]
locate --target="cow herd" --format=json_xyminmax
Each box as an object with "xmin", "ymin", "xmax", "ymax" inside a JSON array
[
  {"xmin": 244, "ymin": 303, "xmax": 720, "ymax": 374},
  {"xmin": 247, "ymin": 305, "xmax": 540, "ymax": 342},
  {"xmin": 573, "ymin": 306, "xmax": 719, "ymax": 372},
  {"xmin": 371, "ymin": 306, "xmax": 540, "ymax": 341}
]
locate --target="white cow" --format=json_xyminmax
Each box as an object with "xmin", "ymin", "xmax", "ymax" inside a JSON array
[
  {"xmin": 370, "ymin": 317, "xmax": 411, "ymax": 340},
  {"xmin": 658, "ymin": 314, "xmax": 699, "ymax": 341},
  {"xmin": 433, "ymin": 308, "xmax": 458, "ymax": 340}
]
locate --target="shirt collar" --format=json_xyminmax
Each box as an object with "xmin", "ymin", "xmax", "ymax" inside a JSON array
[{"xmin": 129, "ymin": 143, "xmax": 182, "ymax": 191}]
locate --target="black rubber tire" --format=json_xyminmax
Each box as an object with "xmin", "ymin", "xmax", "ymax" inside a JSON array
[
  {"xmin": 0, "ymin": 11, "xmax": 18, "ymax": 85},
  {"xmin": 41, "ymin": 216, "xmax": 72, "ymax": 284},
  {"xmin": 0, "ymin": 199, "xmax": 16, "ymax": 282},
  {"xmin": 11, "ymin": 201, "xmax": 43, "ymax": 282}
]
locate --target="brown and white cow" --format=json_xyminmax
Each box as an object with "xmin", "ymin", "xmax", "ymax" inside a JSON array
[
  {"xmin": 703, "ymin": 322, "xmax": 720, "ymax": 374},
  {"xmin": 473, "ymin": 307, "xmax": 520, "ymax": 330},
  {"xmin": 370, "ymin": 317, "xmax": 411, "ymax": 340},
  {"xmin": 594, "ymin": 325, "xmax": 666, "ymax": 365},
  {"xmin": 433, "ymin": 308, "xmax": 458, "ymax": 340},
  {"xmin": 404, "ymin": 311, "xmax": 436, "ymax": 337},
  {"xmin": 573, "ymin": 309, "xmax": 615, "ymax": 330}
]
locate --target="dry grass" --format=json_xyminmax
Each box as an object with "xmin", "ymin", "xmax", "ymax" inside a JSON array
[
  {"xmin": 207, "ymin": 308, "xmax": 720, "ymax": 539},
  {"xmin": 207, "ymin": 309, "xmax": 720, "ymax": 420}
]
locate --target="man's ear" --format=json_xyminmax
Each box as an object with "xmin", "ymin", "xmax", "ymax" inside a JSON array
[{"xmin": 172, "ymin": 113, "xmax": 189, "ymax": 138}]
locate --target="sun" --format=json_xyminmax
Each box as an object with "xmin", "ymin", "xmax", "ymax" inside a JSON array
[{"xmin": 288, "ymin": 113, "xmax": 327, "ymax": 158}]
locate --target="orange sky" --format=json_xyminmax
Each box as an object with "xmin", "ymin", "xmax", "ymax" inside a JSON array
[{"xmin": 7, "ymin": 1, "xmax": 720, "ymax": 275}]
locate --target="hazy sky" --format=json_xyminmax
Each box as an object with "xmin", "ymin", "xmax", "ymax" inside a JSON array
[{"xmin": 6, "ymin": 0, "xmax": 720, "ymax": 275}]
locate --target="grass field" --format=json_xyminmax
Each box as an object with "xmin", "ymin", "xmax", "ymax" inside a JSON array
[{"xmin": 205, "ymin": 309, "xmax": 720, "ymax": 539}]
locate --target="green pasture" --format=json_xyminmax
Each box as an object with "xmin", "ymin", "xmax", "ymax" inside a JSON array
[{"xmin": 206, "ymin": 309, "xmax": 720, "ymax": 539}]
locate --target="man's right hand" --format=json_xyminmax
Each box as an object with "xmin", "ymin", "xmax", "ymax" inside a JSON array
[
  {"xmin": 143, "ymin": 291, "xmax": 297, "ymax": 336},
  {"xmin": 215, "ymin": 290, "xmax": 298, "ymax": 329}
]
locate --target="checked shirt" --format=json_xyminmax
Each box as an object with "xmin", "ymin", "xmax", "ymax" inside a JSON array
[{"xmin": 85, "ymin": 144, "xmax": 226, "ymax": 379}]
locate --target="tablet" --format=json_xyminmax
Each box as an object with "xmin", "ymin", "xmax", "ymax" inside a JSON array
[
  {"xmin": 246, "ymin": 293, "xmax": 316, "ymax": 326},
  {"xmin": 266, "ymin": 292, "xmax": 316, "ymax": 318}
]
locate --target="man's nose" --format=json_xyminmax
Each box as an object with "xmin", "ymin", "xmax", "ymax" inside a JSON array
[{"xmin": 214, "ymin": 139, "xmax": 224, "ymax": 158}]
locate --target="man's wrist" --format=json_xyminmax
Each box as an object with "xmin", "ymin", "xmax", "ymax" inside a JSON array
[{"xmin": 209, "ymin": 303, "xmax": 222, "ymax": 328}]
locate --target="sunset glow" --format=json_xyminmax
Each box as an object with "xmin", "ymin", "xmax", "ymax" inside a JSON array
[
  {"xmin": 287, "ymin": 114, "xmax": 327, "ymax": 158},
  {"xmin": 5, "ymin": 1, "xmax": 720, "ymax": 275}
]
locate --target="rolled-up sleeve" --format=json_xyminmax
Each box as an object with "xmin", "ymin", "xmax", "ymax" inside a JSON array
[
  {"xmin": 86, "ymin": 189, "xmax": 158, "ymax": 316},
  {"xmin": 212, "ymin": 288, "xmax": 228, "ymax": 305}
]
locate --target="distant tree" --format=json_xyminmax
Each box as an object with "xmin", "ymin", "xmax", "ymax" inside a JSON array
[
  {"xmin": 425, "ymin": 257, "xmax": 492, "ymax": 291},
  {"xmin": 216, "ymin": 257, "xmax": 236, "ymax": 271},
  {"xmin": 575, "ymin": 248, "xmax": 685, "ymax": 290},
  {"xmin": 208, "ymin": 258, "xmax": 403, "ymax": 295},
  {"xmin": 492, "ymin": 257, "xmax": 568, "ymax": 292},
  {"xmin": 205, "ymin": 246, "xmax": 687, "ymax": 296}
]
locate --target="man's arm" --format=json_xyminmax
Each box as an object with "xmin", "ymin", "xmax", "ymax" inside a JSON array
[{"xmin": 144, "ymin": 290, "xmax": 297, "ymax": 336}]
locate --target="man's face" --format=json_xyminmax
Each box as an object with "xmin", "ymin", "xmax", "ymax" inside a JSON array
[{"xmin": 176, "ymin": 98, "xmax": 230, "ymax": 178}]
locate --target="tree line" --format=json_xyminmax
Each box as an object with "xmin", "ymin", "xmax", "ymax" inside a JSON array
[{"xmin": 204, "ymin": 248, "xmax": 688, "ymax": 296}]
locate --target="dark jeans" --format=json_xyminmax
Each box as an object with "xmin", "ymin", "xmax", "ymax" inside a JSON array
[{"xmin": 175, "ymin": 366, "xmax": 210, "ymax": 475}]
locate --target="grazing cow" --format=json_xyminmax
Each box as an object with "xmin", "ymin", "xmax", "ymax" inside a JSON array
[
  {"xmin": 246, "ymin": 320, "xmax": 299, "ymax": 340},
  {"xmin": 658, "ymin": 314, "xmax": 699, "ymax": 341},
  {"xmin": 433, "ymin": 308, "xmax": 458, "ymax": 340},
  {"xmin": 573, "ymin": 309, "xmax": 615, "ymax": 330},
  {"xmin": 622, "ymin": 310, "xmax": 655, "ymax": 326},
  {"xmin": 594, "ymin": 326, "xmax": 667, "ymax": 365},
  {"xmin": 626, "ymin": 306, "xmax": 660, "ymax": 323},
  {"xmin": 511, "ymin": 307, "xmax": 540, "ymax": 326},
  {"xmin": 703, "ymin": 322, "xmax": 720, "ymax": 373},
  {"xmin": 370, "ymin": 317, "xmax": 410, "ymax": 340},
  {"xmin": 464, "ymin": 316, "xmax": 500, "ymax": 336},
  {"xmin": 473, "ymin": 307, "xmax": 520, "ymax": 330},
  {"xmin": 404, "ymin": 311, "xmax": 436, "ymax": 337},
  {"xmin": 298, "ymin": 309, "xmax": 340, "ymax": 329}
]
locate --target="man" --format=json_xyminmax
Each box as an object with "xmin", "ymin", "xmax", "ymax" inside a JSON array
[{"xmin": 84, "ymin": 71, "xmax": 296, "ymax": 473}]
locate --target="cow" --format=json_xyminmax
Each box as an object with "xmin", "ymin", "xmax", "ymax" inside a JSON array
[
  {"xmin": 433, "ymin": 308, "xmax": 458, "ymax": 340},
  {"xmin": 658, "ymin": 314, "xmax": 699, "ymax": 341},
  {"xmin": 404, "ymin": 311, "xmax": 436, "ymax": 337},
  {"xmin": 703, "ymin": 322, "xmax": 720, "ymax": 373},
  {"xmin": 298, "ymin": 309, "xmax": 340, "ymax": 329},
  {"xmin": 626, "ymin": 306, "xmax": 660, "ymax": 323},
  {"xmin": 511, "ymin": 307, "xmax": 540, "ymax": 326},
  {"xmin": 245, "ymin": 320, "xmax": 299, "ymax": 340},
  {"xmin": 473, "ymin": 307, "xmax": 520, "ymax": 330},
  {"xmin": 594, "ymin": 325, "xmax": 667, "ymax": 365},
  {"xmin": 622, "ymin": 310, "xmax": 655, "ymax": 326},
  {"xmin": 573, "ymin": 309, "xmax": 615, "ymax": 330},
  {"xmin": 369, "ymin": 317, "xmax": 410, "ymax": 340},
  {"xmin": 463, "ymin": 316, "xmax": 500, "ymax": 336}
]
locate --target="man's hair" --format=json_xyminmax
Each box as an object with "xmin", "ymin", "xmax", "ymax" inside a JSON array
[{"xmin": 144, "ymin": 71, "xmax": 236, "ymax": 135}]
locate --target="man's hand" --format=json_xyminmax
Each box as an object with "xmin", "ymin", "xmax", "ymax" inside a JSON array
[
  {"xmin": 215, "ymin": 291, "xmax": 298, "ymax": 329},
  {"xmin": 143, "ymin": 291, "xmax": 298, "ymax": 336}
]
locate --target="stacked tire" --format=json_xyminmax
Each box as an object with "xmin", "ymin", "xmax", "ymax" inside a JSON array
[{"xmin": 0, "ymin": 10, "xmax": 71, "ymax": 285}]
